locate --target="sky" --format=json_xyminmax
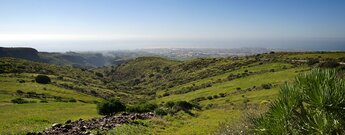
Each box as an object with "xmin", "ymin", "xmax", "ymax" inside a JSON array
[{"xmin": 0, "ymin": 0, "xmax": 345, "ymax": 51}]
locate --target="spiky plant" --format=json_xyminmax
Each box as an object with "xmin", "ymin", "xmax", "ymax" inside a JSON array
[{"xmin": 253, "ymin": 69, "xmax": 345, "ymax": 135}]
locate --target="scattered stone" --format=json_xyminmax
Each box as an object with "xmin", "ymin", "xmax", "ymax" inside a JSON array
[{"xmin": 30, "ymin": 112, "xmax": 155, "ymax": 135}]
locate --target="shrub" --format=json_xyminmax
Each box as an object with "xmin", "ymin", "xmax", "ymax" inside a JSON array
[
  {"xmin": 35, "ymin": 75, "xmax": 51, "ymax": 84},
  {"xmin": 261, "ymin": 83, "xmax": 272, "ymax": 89},
  {"xmin": 57, "ymin": 76, "xmax": 64, "ymax": 80},
  {"xmin": 68, "ymin": 98, "xmax": 77, "ymax": 102},
  {"xmin": 207, "ymin": 96, "xmax": 213, "ymax": 100},
  {"xmin": 252, "ymin": 69, "xmax": 345, "ymax": 134},
  {"xmin": 307, "ymin": 58, "xmax": 319, "ymax": 65},
  {"xmin": 40, "ymin": 100, "xmax": 48, "ymax": 103},
  {"xmin": 213, "ymin": 95, "xmax": 219, "ymax": 99},
  {"xmin": 11, "ymin": 98, "xmax": 29, "ymax": 104},
  {"xmin": 319, "ymin": 61, "xmax": 340, "ymax": 68},
  {"xmin": 162, "ymin": 92, "xmax": 170, "ymax": 97},
  {"xmin": 16, "ymin": 90, "xmax": 24, "ymax": 95},
  {"xmin": 164, "ymin": 101, "xmax": 175, "ymax": 108},
  {"xmin": 154, "ymin": 108, "xmax": 168, "ymax": 116},
  {"xmin": 97, "ymin": 98, "xmax": 126, "ymax": 115},
  {"xmin": 174, "ymin": 101, "xmax": 194, "ymax": 111},
  {"xmin": 127, "ymin": 102, "xmax": 157, "ymax": 113},
  {"xmin": 95, "ymin": 72, "xmax": 104, "ymax": 77}
]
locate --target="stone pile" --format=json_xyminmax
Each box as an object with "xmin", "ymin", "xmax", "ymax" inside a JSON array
[{"xmin": 27, "ymin": 112, "xmax": 155, "ymax": 135}]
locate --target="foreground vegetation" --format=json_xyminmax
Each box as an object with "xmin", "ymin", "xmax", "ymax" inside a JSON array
[
  {"xmin": 0, "ymin": 51, "xmax": 344, "ymax": 134},
  {"xmin": 253, "ymin": 69, "xmax": 345, "ymax": 134}
]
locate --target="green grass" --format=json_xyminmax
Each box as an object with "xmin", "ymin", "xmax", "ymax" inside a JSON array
[
  {"xmin": 200, "ymin": 88, "xmax": 279, "ymax": 105},
  {"xmin": 0, "ymin": 73, "xmax": 101, "ymax": 134},
  {"xmin": 156, "ymin": 67, "xmax": 303, "ymax": 103},
  {"xmin": 157, "ymin": 62, "xmax": 293, "ymax": 96},
  {"xmin": 0, "ymin": 74, "xmax": 101, "ymax": 103},
  {"xmin": 284, "ymin": 52, "xmax": 345, "ymax": 59},
  {"xmin": 0, "ymin": 102, "xmax": 99, "ymax": 134},
  {"xmin": 145, "ymin": 109, "xmax": 242, "ymax": 135}
]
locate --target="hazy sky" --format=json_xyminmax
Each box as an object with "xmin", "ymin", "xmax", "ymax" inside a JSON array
[{"xmin": 0, "ymin": 0, "xmax": 345, "ymax": 51}]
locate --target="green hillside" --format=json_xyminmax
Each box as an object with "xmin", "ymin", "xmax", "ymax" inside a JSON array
[{"xmin": 0, "ymin": 52, "xmax": 344, "ymax": 134}]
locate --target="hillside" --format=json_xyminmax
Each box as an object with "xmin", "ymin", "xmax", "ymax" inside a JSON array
[
  {"xmin": 0, "ymin": 47, "xmax": 40, "ymax": 61},
  {"xmin": 0, "ymin": 47, "xmax": 118, "ymax": 68},
  {"xmin": 0, "ymin": 51, "xmax": 344, "ymax": 134}
]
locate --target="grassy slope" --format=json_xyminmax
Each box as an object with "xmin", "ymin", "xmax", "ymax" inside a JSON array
[
  {"xmin": 0, "ymin": 73, "xmax": 101, "ymax": 134},
  {"xmin": 156, "ymin": 67, "xmax": 303, "ymax": 103},
  {"xmin": 0, "ymin": 74, "xmax": 101, "ymax": 103},
  {"xmin": 0, "ymin": 52, "xmax": 344, "ymax": 134},
  {"xmin": 0, "ymin": 103, "xmax": 99, "ymax": 134}
]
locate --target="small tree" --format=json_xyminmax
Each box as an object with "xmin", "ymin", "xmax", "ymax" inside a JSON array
[
  {"xmin": 97, "ymin": 98, "xmax": 126, "ymax": 115},
  {"xmin": 35, "ymin": 75, "xmax": 51, "ymax": 84}
]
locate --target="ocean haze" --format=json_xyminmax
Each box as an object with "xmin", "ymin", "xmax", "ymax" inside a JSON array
[{"xmin": 1, "ymin": 38, "xmax": 344, "ymax": 52}]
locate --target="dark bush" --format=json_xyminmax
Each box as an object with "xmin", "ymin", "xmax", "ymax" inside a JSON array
[
  {"xmin": 40, "ymin": 100, "xmax": 48, "ymax": 103},
  {"xmin": 174, "ymin": 101, "xmax": 194, "ymax": 111},
  {"xmin": 162, "ymin": 92, "xmax": 170, "ymax": 97},
  {"xmin": 35, "ymin": 75, "xmax": 51, "ymax": 84},
  {"xmin": 219, "ymin": 93, "xmax": 226, "ymax": 97},
  {"xmin": 16, "ymin": 90, "xmax": 24, "ymax": 95},
  {"xmin": 213, "ymin": 95, "xmax": 219, "ymax": 99},
  {"xmin": 68, "ymin": 98, "xmax": 77, "ymax": 102},
  {"xmin": 261, "ymin": 83, "xmax": 272, "ymax": 89},
  {"xmin": 154, "ymin": 108, "xmax": 168, "ymax": 116},
  {"xmin": 11, "ymin": 98, "xmax": 29, "ymax": 104},
  {"xmin": 95, "ymin": 72, "xmax": 104, "ymax": 77},
  {"xmin": 164, "ymin": 101, "xmax": 175, "ymax": 108},
  {"xmin": 307, "ymin": 58, "xmax": 320, "ymax": 65},
  {"xmin": 97, "ymin": 98, "xmax": 126, "ymax": 115},
  {"xmin": 207, "ymin": 96, "xmax": 213, "ymax": 100},
  {"xmin": 17, "ymin": 79, "xmax": 25, "ymax": 83},
  {"xmin": 127, "ymin": 102, "xmax": 158, "ymax": 113},
  {"xmin": 319, "ymin": 61, "xmax": 340, "ymax": 68},
  {"xmin": 57, "ymin": 76, "xmax": 64, "ymax": 80},
  {"xmin": 190, "ymin": 97, "xmax": 207, "ymax": 102}
]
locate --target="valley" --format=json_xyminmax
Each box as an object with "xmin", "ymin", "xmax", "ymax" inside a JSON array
[{"xmin": 0, "ymin": 51, "xmax": 344, "ymax": 134}]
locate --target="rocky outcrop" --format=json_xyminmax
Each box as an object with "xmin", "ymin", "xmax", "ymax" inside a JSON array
[{"xmin": 27, "ymin": 112, "xmax": 155, "ymax": 135}]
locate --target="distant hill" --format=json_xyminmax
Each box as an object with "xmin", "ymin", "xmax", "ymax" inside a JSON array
[
  {"xmin": 0, "ymin": 47, "xmax": 119, "ymax": 68},
  {"xmin": 0, "ymin": 47, "xmax": 40, "ymax": 61}
]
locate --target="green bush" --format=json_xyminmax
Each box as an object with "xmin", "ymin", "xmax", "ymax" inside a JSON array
[
  {"xmin": 11, "ymin": 98, "xmax": 29, "ymax": 104},
  {"xmin": 261, "ymin": 83, "xmax": 272, "ymax": 89},
  {"xmin": 154, "ymin": 108, "xmax": 168, "ymax": 116},
  {"xmin": 127, "ymin": 102, "xmax": 157, "ymax": 113},
  {"xmin": 97, "ymin": 98, "xmax": 126, "ymax": 115},
  {"xmin": 253, "ymin": 69, "xmax": 345, "ymax": 134},
  {"xmin": 35, "ymin": 75, "xmax": 51, "ymax": 84},
  {"xmin": 174, "ymin": 101, "xmax": 195, "ymax": 111},
  {"xmin": 164, "ymin": 101, "xmax": 175, "ymax": 108}
]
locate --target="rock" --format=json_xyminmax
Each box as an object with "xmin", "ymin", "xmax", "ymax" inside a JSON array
[
  {"xmin": 62, "ymin": 124, "xmax": 73, "ymax": 129},
  {"xmin": 32, "ymin": 112, "xmax": 155, "ymax": 135},
  {"xmin": 65, "ymin": 120, "xmax": 72, "ymax": 124},
  {"xmin": 51, "ymin": 123, "xmax": 61, "ymax": 128},
  {"xmin": 80, "ymin": 126, "xmax": 87, "ymax": 131}
]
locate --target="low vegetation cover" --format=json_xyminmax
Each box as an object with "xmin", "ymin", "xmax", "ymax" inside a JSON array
[
  {"xmin": 0, "ymin": 51, "xmax": 345, "ymax": 134},
  {"xmin": 97, "ymin": 98, "xmax": 126, "ymax": 115}
]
